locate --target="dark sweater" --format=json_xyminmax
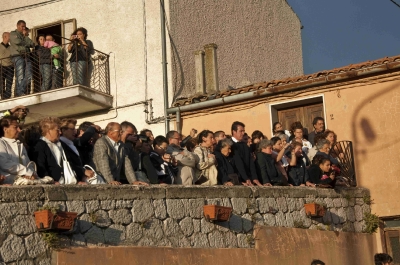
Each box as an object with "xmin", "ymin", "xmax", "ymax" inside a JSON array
[
  {"xmin": 231, "ymin": 140, "xmax": 258, "ymax": 181},
  {"xmin": 35, "ymin": 45, "xmax": 52, "ymax": 65},
  {"xmin": 255, "ymin": 152, "xmax": 285, "ymax": 185},
  {"xmin": 75, "ymin": 126, "xmax": 97, "ymax": 166},
  {"xmin": 307, "ymin": 164, "xmax": 335, "ymax": 186},
  {"xmin": 285, "ymin": 151, "xmax": 310, "ymax": 186},
  {"xmin": 141, "ymin": 151, "xmax": 176, "ymax": 184},
  {"xmin": 215, "ymin": 151, "xmax": 240, "ymax": 185}
]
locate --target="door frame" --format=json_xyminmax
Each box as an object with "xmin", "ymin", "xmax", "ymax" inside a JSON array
[{"xmin": 268, "ymin": 94, "xmax": 327, "ymax": 136}]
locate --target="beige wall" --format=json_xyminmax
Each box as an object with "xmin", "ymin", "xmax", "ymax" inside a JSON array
[
  {"xmin": 179, "ymin": 74, "xmax": 400, "ymax": 217},
  {"xmin": 168, "ymin": 0, "xmax": 303, "ymax": 99},
  {"xmin": 54, "ymin": 226, "xmax": 377, "ymax": 265}
]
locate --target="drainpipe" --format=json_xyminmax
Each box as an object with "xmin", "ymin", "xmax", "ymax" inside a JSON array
[
  {"xmin": 167, "ymin": 61, "xmax": 400, "ymax": 115},
  {"xmin": 160, "ymin": 0, "xmax": 170, "ymax": 133},
  {"xmin": 176, "ymin": 109, "xmax": 181, "ymax": 133}
]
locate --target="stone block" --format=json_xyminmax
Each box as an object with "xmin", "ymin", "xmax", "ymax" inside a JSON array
[
  {"xmin": 286, "ymin": 198, "xmax": 297, "ymax": 212},
  {"xmin": 100, "ymin": 200, "xmax": 116, "ymax": 210},
  {"xmin": 229, "ymin": 214, "xmax": 242, "ymax": 232},
  {"xmin": 299, "ymin": 208, "xmax": 312, "ymax": 228},
  {"xmin": 85, "ymin": 200, "xmax": 100, "ymax": 213},
  {"xmin": 354, "ymin": 221, "xmax": 365, "ymax": 233},
  {"xmin": 285, "ymin": 212, "xmax": 294, "ymax": 227},
  {"xmin": 126, "ymin": 223, "xmax": 143, "ymax": 243},
  {"xmin": 93, "ymin": 210, "xmax": 111, "ymax": 228},
  {"xmin": 85, "ymin": 226, "xmax": 105, "ymax": 245},
  {"xmin": 347, "ymin": 207, "xmax": 356, "ymax": 222},
  {"xmin": 58, "ymin": 235, "xmax": 71, "ymax": 249},
  {"xmin": 330, "ymin": 208, "xmax": 340, "ymax": 224},
  {"xmin": 208, "ymin": 230, "xmax": 226, "ymax": 248},
  {"xmin": 11, "ymin": 215, "xmax": 36, "ymax": 235},
  {"xmin": 109, "ymin": 209, "xmax": 132, "ymax": 225},
  {"xmin": 242, "ymin": 213, "xmax": 253, "ymax": 232},
  {"xmin": 179, "ymin": 217, "xmax": 194, "ymax": 236},
  {"xmin": 275, "ymin": 211, "xmax": 287, "ymax": 227},
  {"xmin": 322, "ymin": 210, "xmax": 332, "ymax": 224},
  {"xmin": 77, "ymin": 214, "xmax": 93, "ymax": 233},
  {"xmin": 257, "ymin": 198, "xmax": 277, "ymax": 213},
  {"xmin": 163, "ymin": 218, "xmax": 182, "ymax": 237},
  {"xmin": 0, "ymin": 202, "xmax": 28, "ymax": 218},
  {"xmin": 143, "ymin": 219, "xmax": 164, "ymax": 241},
  {"xmin": 276, "ymin": 197, "xmax": 288, "ymax": 213},
  {"xmin": 216, "ymin": 221, "xmax": 230, "ymax": 232},
  {"xmin": 206, "ymin": 198, "xmax": 222, "ymax": 206},
  {"xmin": 354, "ymin": 205, "xmax": 363, "ymax": 221},
  {"xmin": 193, "ymin": 219, "xmax": 201, "ymax": 233},
  {"xmin": 333, "ymin": 198, "xmax": 342, "ymax": 208},
  {"xmin": 230, "ymin": 198, "xmax": 248, "ymax": 214},
  {"xmin": 66, "ymin": 201, "xmax": 85, "ymax": 215},
  {"xmin": 337, "ymin": 208, "xmax": 347, "ymax": 223},
  {"xmin": 341, "ymin": 198, "xmax": 349, "ymax": 207},
  {"xmin": 71, "ymin": 233, "xmax": 86, "ymax": 246},
  {"xmin": 104, "ymin": 224, "xmax": 125, "ymax": 245},
  {"xmin": 221, "ymin": 198, "xmax": 232, "ymax": 208},
  {"xmin": 224, "ymin": 231, "xmax": 238, "ymax": 248},
  {"xmin": 201, "ymin": 218, "xmax": 215, "ymax": 233},
  {"xmin": 115, "ymin": 200, "xmax": 133, "ymax": 209},
  {"xmin": 0, "ymin": 234, "xmax": 26, "ymax": 262},
  {"xmin": 37, "ymin": 257, "xmax": 51, "ymax": 265},
  {"xmin": 166, "ymin": 199, "xmax": 185, "ymax": 219},
  {"xmin": 237, "ymin": 234, "xmax": 251, "ymax": 248},
  {"xmin": 263, "ymin": 213, "xmax": 276, "ymax": 227},
  {"xmin": 0, "ymin": 186, "xmax": 44, "ymax": 202},
  {"xmin": 190, "ymin": 232, "xmax": 209, "ymax": 248},
  {"xmin": 0, "ymin": 217, "xmax": 8, "ymax": 234},
  {"xmin": 188, "ymin": 199, "xmax": 204, "ymax": 218},
  {"xmin": 153, "ymin": 199, "xmax": 167, "ymax": 219},
  {"xmin": 27, "ymin": 202, "xmax": 43, "ymax": 214},
  {"xmin": 355, "ymin": 198, "xmax": 364, "ymax": 205},
  {"xmin": 252, "ymin": 213, "xmax": 264, "ymax": 226},
  {"xmin": 137, "ymin": 237, "xmax": 154, "ymax": 246},
  {"xmin": 324, "ymin": 198, "xmax": 334, "ymax": 208},
  {"xmin": 25, "ymin": 233, "xmax": 46, "ymax": 259},
  {"xmin": 362, "ymin": 204, "xmax": 371, "ymax": 215},
  {"xmin": 132, "ymin": 199, "xmax": 154, "ymax": 222},
  {"xmin": 166, "ymin": 186, "xmax": 252, "ymax": 199}
]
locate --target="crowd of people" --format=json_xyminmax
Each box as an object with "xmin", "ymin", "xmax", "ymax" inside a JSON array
[
  {"xmin": 0, "ymin": 104, "xmax": 346, "ymax": 188},
  {"xmin": 0, "ymin": 20, "xmax": 93, "ymax": 99}
]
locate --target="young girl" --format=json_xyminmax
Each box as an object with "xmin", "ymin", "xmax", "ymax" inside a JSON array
[{"xmin": 306, "ymin": 155, "xmax": 336, "ymax": 188}]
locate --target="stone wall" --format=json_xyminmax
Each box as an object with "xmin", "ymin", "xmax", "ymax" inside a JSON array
[{"xmin": 0, "ymin": 186, "xmax": 371, "ymax": 265}]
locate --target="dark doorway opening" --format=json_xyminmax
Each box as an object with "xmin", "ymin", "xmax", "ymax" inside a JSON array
[{"xmin": 37, "ymin": 24, "xmax": 62, "ymax": 45}]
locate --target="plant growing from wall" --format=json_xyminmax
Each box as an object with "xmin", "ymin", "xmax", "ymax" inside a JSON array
[
  {"xmin": 89, "ymin": 212, "xmax": 98, "ymax": 223},
  {"xmin": 363, "ymin": 212, "xmax": 379, "ymax": 234},
  {"xmin": 41, "ymin": 231, "xmax": 60, "ymax": 250},
  {"xmin": 363, "ymin": 195, "xmax": 374, "ymax": 205}
]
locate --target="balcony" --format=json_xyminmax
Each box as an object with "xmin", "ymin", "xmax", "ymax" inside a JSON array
[{"xmin": 0, "ymin": 42, "xmax": 112, "ymax": 124}]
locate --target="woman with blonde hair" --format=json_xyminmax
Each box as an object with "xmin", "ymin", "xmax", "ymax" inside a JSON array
[
  {"xmin": 32, "ymin": 117, "xmax": 76, "ymax": 184},
  {"xmin": 0, "ymin": 116, "xmax": 52, "ymax": 185}
]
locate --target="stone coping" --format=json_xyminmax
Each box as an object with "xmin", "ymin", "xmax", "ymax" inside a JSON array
[{"xmin": 0, "ymin": 186, "xmax": 369, "ymax": 202}]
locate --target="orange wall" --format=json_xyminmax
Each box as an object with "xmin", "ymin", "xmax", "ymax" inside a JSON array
[
  {"xmin": 179, "ymin": 76, "xmax": 400, "ymax": 217},
  {"xmin": 54, "ymin": 226, "xmax": 377, "ymax": 265}
]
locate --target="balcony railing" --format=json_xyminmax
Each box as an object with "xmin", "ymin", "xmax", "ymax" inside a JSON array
[{"xmin": 0, "ymin": 42, "xmax": 110, "ymax": 100}]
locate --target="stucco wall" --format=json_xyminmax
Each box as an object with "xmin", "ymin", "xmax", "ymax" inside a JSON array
[
  {"xmin": 168, "ymin": 0, "xmax": 303, "ymax": 99},
  {"xmin": 0, "ymin": 186, "xmax": 371, "ymax": 264},
  {"xmin": 178, "ymin": 73, "xmax": 400, "ymax": 217}
]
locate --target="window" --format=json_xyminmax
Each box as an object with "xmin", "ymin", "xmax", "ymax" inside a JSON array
[
  {"xmin": 382, "ymin": 218, "xmax": 400, "ymax": 264},
  {"xmin": 31, "ymin": 19, "xmax": 76, "ymax": 46}
]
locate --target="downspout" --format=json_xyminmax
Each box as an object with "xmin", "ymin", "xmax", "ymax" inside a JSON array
[
  {"xmin": 160, "ymin": 0, "xmax": 170, "ymax": 133},
  {"xmin": 167, "ymin": 61, "xmax": 400, "ymax": 115},
  {"xmin": 176, "ymin": 109, "xmax": 181, "ymax": 133}
]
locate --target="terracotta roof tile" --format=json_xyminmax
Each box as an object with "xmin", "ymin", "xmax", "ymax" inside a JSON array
[{"xmin": 172, "ymin": 55, "xmax": 400, "ymax": 107}]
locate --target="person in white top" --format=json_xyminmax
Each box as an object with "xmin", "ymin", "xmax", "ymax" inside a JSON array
[
  {"xmin": 0, "ymin": 116, "xmax": 52, "ymax": 185},
  {"xmin": 290, "ymin": 122, "xmax": 312, "ymax": 155}
]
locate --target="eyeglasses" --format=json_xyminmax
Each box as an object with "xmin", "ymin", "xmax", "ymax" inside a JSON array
[{"xmin": 112, "ymin": 130, "xmax": 122, "ymax": 134}]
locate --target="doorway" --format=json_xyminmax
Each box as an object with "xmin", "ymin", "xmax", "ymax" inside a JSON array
[{"xmin": 36, "ymin": 24, "xmax": 62, "ymax": 45}]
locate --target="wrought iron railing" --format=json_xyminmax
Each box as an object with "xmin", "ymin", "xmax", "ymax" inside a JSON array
[
  {"xmin": 330, "ymin": 140, "xmax": 357, "ymax": 187},
  {"xmin": 0, "ymin": 42, "xmax": 110, "ymax": 100}
]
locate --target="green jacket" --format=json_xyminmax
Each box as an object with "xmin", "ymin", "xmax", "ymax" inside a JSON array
[{"xmin": 9, "ymin": 30, "xmax": 34, "ymax": 56}]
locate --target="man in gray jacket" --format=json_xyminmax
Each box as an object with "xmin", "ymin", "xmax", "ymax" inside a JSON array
[
  {"xmin": 9, "ymin": 20, "xmax": 34, "ymax": 96},
  {"xmin": 0, "ymin": 32, "xmax": 13, "ymax": 99},
  {"xmin": 166, "ymin": 130, "xmax": 196, "ymax": 185}
]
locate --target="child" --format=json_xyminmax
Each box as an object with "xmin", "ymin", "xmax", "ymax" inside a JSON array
[{"xmin": 44, "ymin": 40, "xmax": 62, "ymax": 71}]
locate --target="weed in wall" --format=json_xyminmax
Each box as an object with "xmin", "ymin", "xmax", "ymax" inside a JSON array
[{"xmin": 362, "ymin": 212, "xmax": 379, "ymax": 234}]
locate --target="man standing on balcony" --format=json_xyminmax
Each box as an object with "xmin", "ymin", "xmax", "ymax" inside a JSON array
[
  {"xmin": 308, "ymin": 117, "xmax": 325, "ymax": 146},
  {"xmin": 0, "ymin": 32, "xmax": 13, "ymax": 99},
  {"xmin": 9, "ymin": 20, "xmax": 34, "ymax": 97}
]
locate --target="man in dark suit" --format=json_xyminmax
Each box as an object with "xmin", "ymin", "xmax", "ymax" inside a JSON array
[
  {"xmin": 230, "ymin": 121, "xmax": 261, "ymax": 186},
  {"xmin": 92, "ymin": 122, "xmax": 147, "ymax": 186}
]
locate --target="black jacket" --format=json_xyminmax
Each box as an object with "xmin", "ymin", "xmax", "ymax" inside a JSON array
[
  {"xmin": 32, "ymin": 140, "xmax": 63, "ymax": 181},
  {"xmin": 215, "ymin": 151, "xmax": 241, "ymax": 184},
  {"xmin": 141, "ymin": 151, "xmax": 176, "ymax": 184},
  {"xmin": 255, "ymin": 152, "xmax": 285, "ymax": 185},
  {"xmin": 231, "ymin": 140, "xmax": 258, "ymax": 181},
  {"xmin": 307, "ymin": 164, "xmax": 334, "ymax": 186},
  {"xmin": 285, "ymin": 151, "xmax": 310, "ymax": 186},
  {"xmin": 60, "ymin": 141, "xmax": 84, "ymax": 182},
  {"xmin": 35, "ymin": 45, "xmax": 52, "ymax": 65},
  {"xmin": 75, "ymin": 126, "xmax": 97, "ymax": 166}
]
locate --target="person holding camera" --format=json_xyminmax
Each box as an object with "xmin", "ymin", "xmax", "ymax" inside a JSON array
[
  {"xmin": 306, "ymin": 154, "xmax": 336, "ymax": 188},
  {"xmin": 67, "ymin": 27, "xmax": 93, "ymax": 86}
]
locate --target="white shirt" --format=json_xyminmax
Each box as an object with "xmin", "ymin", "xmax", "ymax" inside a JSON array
[
  {"xmin": 0, "ymin": 137, "xmax": 34, "ymax": 184},
  {"xmin": 107, "ymin": 136, "xmax": 120, "ymax": 153},
  {"xmin": 231, "ymin": 137, "xmax": 239, "ymax": 143}
]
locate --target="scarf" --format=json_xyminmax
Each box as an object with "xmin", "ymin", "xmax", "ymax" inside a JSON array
[{"xmin": 41, "ymin": 136, "xmax": 63, "ymax": 167}]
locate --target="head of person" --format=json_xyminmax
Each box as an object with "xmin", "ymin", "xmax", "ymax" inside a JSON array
[
  {"xmin": 270, "ymin": 136, "xmax": 282, "ymax": 151},
  {"xmin": 213, "ymin": 130, "xmax": 226, "ymax": 144},
  {"xmin": 77, "ymin": 121, "xmax": 100, "ymax": 142},
  {"xmin": 278, "ymin": 133, "xmax": 287, "ymax": 146},
  {"xmin": 251, "ymin": 130, "xmax": 264, "ymax": 144},
  {"xmin": 242, "ymin": 133, "xmax": 249, "ymax": 145},
  {"xmin": 374, "ymin": 253, "xmax": 393, "ymax": 265},
  {"xmin": 105, "ymin": 122, "xmax": 121, "ymax": 142},
  {"xmin": 45, "ymin": 34, "xmax": 54, "ymax": 41},
  {"xmin": 313, "ymin": 133, "xmax": 325, "ymax": 146},
  {"xmin": 273, "ymin": 122, "xmax": 284, "ymax": 134},
  {"xmin": 198, "ymin": 130, "xmax": 214, "ymax": 148},
  {"xmin": 291, "ymin": 121, "xmax": 304, "ymax": 140},
  {"xmin": 291, "ymin": 141, "xmax": 303, "ymax": 157},
  {"xmin": 310, "ymin": 260, "xmax": 325, "ymax": 265},
  {"xmin": 12, "ymin": 106, "xmax": 29, "ymax": 121},
  {"xmin": 72, "ymin": 27, "xmax": 88, "ymax": 40},
  {"xmin": 231, "ymin": 121, "xmax": 245, "ymax": 141},
  {"xmin": 16, "ymin": 20, "xmax": 26, "ymax": 33},
  {"xmin": 39, "ymin": 117, "xmax": 61, "ymax": 143},
  {"xmin": 258, "ymin": 139, "xmax": 273, "ymax": 154},
  {"xmin": 316, "ymin": 139, "xmax": 331, "ymax": 154},
  {"xmin": 312, "ymin": 117, "xmax": 325, "ymax": 133},
  {"xmin": 0, "ymin": 116, "xmax": 21, "ymax": 139},
  {"xmin": 36, "ymin": 34, "xmax": 45, "ymax": 46},
  {"xmin": 141, "ymin": 129, "xmax": 154, "ymax": 141},
  {"xmin": 185, "ymin": 138, "xmax": 198, "ymax": 152},
  {"xmin": 312, "ymin": 155, "xmax": 331, "ymax": 173},
  {"xmin": 137, "ymin": 134, "xmax": 151, "ymax": 154},
  {"xmin": 153, "ymin": 135, "xmax": 168, "ymax": 156},
  {"xmin": 120, "ymin": 121, "xmax": 137, "ymax": 143},
  {"xmin": 2, "ymin": 32, "xmax": 10, "ymax": 44},
  {"xmin": 323, "ymin": 129, "xmax": 337, "ymax": 146},
  {"xmin": 60, "ymin": 118, "xmax": 77, "ymax": 141},
  {"xmin": 218, "ymin": 138, "xmax": 233, "ymax": 157},
  {"xmin": 166, "ymin": 130, "xmax": 181, "ymax": 146}
]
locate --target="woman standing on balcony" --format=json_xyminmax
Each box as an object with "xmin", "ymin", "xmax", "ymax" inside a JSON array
[
  {"xmin": 35, "ymin": 34, "xmax": 52, "ymax": 91},
  {"xmin": 67, "ymin": 27, "xmax": 94, "ymax": 86}
]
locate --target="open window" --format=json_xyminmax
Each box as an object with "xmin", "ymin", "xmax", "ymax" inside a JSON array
[
  {"xmin": 31, "ymin": 19, "xmax": 76, "ymax": 45},
  {"xmin": 382, "ymin": 217, "xmax": 400, "ymax": 264}
]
